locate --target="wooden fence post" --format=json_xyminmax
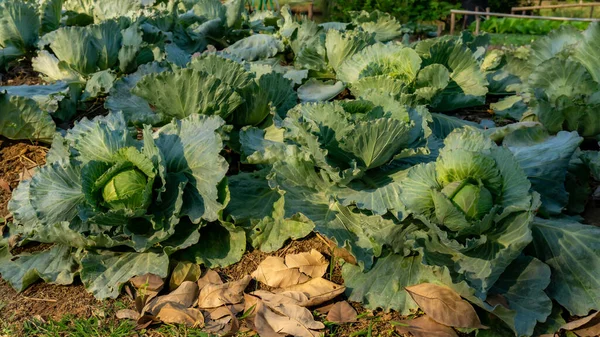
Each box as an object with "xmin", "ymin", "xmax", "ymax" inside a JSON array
[
  {"xmin": 475, "ymin": 7, "xmax": 481, "ymax": 35},
  {"xmin": 450, "ymin": 12, "xmax": 456, "ymax": 35},
  {"xmin": 308, "ymin": 2, "xmax": 313, "ymax": 19},
  {"xmin": 486, "ymin": 7, "xmax": 490, "ymax": 19}
]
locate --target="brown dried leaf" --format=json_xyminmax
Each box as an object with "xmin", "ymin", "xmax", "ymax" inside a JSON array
[
  {"xmin": 197, "ymin": 269, "xmax": 223, "ymax": 290},
  {"xmin": 205, "ymin": 303, "xmax": 245, "ymax": 320},
  {"xmin": 144, "ymin": 281, "xmax": 199, "ymax": 315},
  {"xmin": 130, "ymin": 274, "xmax": 164, "ymax": 293},
  {"xmin": 252, "ymin": 256, "xmax": 310, "ymax": 288},
  {"xmin": 326, "ymin": 301, "xmax": 357, "ymax": 323},
  {"xmin": 116, "ymin": 309, "xmax": 140, "ymax": 320},
  {"xmin": 315, "ymin": 303, "xmax": 335, "ymax": 314},
  {"xmin": 130, "ymin": 273, "xmax": 165, "ymax": 306},
  {"xmin": 405, "ymin": 283, "xmax": 486, "ymax": 329},
  {"xmin": 198, "ymin": 275, "xmax": 251, "ymax": 309},
  {"xmin": 285, "ymin": 249, "xmax": 329, "ymax": 278},
  {"xmin": 395, "ymin": 315, "xmax": 459, "ymax": 337},
  {"xmin": 321, "ymin": 236, "xmax": 357, "ymax": 265},
  {"xmin": 243, "ymin": 294, "xmax": 322, "ymax": 337},
  {"xmin": 170, "ymin": 261, "xmax": 201, "ymax": 291},
  {"xmin": 156, "ymin": 302, "xmax": 204, "ymax": 327},
  {"xmin": 244, "ymin": 296, "xmax": 285, "ymax": 337},
  {"xmin": 18, "ymin": 167, "xmax": 36, "ymax": 181},
  {"xmin": 265, "ymin": 301, "xmax": 325, "ymax": 337},
  {"xmin": 251, "ymin": 290, "xmax": 309, "ymax": 307},
  {"xmin": 561, "ymin": 311, "xmax": 600, "ymax": 336},
  {"xmin": 204, "ymin": 306, "xmax": 240, "ymax": 337},
  {"xmin": 0, "ymin": 179, "xmax": 11, "ymax": 193},
  {"xmin": 135, "ymin": 314, "xmax": 160, "ymax": 330},
  {"xmin": 281, "ymin": 277, "xmax": 345, "ymax": 307}
]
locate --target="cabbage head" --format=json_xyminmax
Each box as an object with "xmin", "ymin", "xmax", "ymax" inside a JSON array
[{"xmin": 400, "ymin": 127, "xmax": 540, "ymax": 295}]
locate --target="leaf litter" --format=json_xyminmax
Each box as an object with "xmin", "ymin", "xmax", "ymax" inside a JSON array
[{"xmin": 114, "ymin": 247, "xmax": 413, "ymax": 336}]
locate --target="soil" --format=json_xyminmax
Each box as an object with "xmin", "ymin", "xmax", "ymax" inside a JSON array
[
  {"xmin": 0, "ymin": 61, "xmax": 43, "ymax": 86},
  {"xmin": 0, "ymin": 139, "xmax": 48, "ymax": 219}
]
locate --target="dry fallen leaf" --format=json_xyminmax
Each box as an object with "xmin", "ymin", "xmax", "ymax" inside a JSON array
[
  {"xmin": 169, "ymin": 261, "xmax": 201, "ymax": 291},
  {"xmin": 0, "ymin": 179, "xmax": 11, "ymax": 193},
  {"xmin": 281, "ymin": 277, "xmax": 345, "ymax": 307},
  {"xmin": 198, "ymin": 275, "xmax": 251, "ymax": 309},
  {"xmin": 326, "ymin": 301, "xmax": 357, "ymax": 324},
  {"xmin": 136, "ymin": 314, "xmax": 160, "ymax": 330},
  {"xmin": 320, "ymin": 235, "xmax": 357, "ymax": 265},
  {"xmin": 395, "ymin": 315, "xmax": 459, "ymax": 337},
  {"xmin": 205, "ymin": 303, "xmax": 246, "ymax": 320},
  {"xmin": 405, "ymin": 283, "xmax": 486, "ymax": 329},
  {"xmin": 130, "ymin": 273, "xmax": 165, "ymax": 306},
  {"xmin": 251, "ymin": 290, "xmax": 309, "ymax": 307},
  {"xmin": 243, "ymin": 294, "xmax": 284, "ymax": 337},
  {"xmin": 265, "ymin": 301, "xmax": 325, "ymax": 337},
  {"xmin": 315, "ymin": 303, "xmax": 335, "ymax": 314},
  {"xmin": 285, "ymin": 249, "xmax": 329, "ymax": 278},
  {"xmin": 116, "ymin": 309, "xmax": 140, "ymax": 320},
  {"xmin": 130, "ymin": 274, "xmax": 164, "ymax": 293},
  {"xmin": 560, "ymin": 311, "xmax": 600, "ymax": 337},
  {"xmin": 145, "ymin": 281, "xmax": 199, "ymax": 315},
  {"xmin": 155, "ymin": 302, "xmax": 204, "ymax": 327},
  {"xmin": 18, "ymin": 166, "xmax": 36, "ymax": 182},
  {"xmin": 197, "ymin": 269, "xmax": 223, "ymax": 290},
  {"xmin": 204, "ymin": 306, "xmax": 241, "ymax": 337},
  {"xmin": 252, "ymin": 256, "xmax": 310, "ymax": 288},
  {"xmin": 244, "ymin": 294, "xmax": 323, "ymax": 337}
]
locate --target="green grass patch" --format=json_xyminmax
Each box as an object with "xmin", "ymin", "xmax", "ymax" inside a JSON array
[
  {"xmin": 20, "ymin": 316, "xmax": 137, "ymax": 337},
  {"xmin": 489, "ymin": 33, "xmax": 539, "ymax": 46}
]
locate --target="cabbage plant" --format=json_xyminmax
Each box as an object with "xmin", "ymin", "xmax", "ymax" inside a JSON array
[
  {"xmin": 1, "ymin": 112, "xmax": 244, "ymax": 299},
  {"xmin": 399, "ymin": 127, "xmax": 540, "ymax": 295},
  {"xmin": 108, "ymin": 54, "xmax": 296, "ymax": 127},
  {"xmin": 228, "ymin": 95, "xmax": 433, "ymax": 266}
]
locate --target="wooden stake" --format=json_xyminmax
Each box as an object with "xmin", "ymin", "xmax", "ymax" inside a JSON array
[
  {"xmin": 475, "ymin": 10, "xmax": 481, "ymax": 35},
  {"xmin": 450, "ymin": 12, "xmax": 456, "ymax": 35}
]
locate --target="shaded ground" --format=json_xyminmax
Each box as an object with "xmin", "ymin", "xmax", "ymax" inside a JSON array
[
  {"xmin": 0, "ymin": 140, "xmax": 48, "ymax": 219},
  {"xmin": 0, "ymin": 61, "xmax": 43, "ymax": 86}
]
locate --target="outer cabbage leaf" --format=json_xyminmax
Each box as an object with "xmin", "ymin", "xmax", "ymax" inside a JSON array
[
  {"xmin": 0, "ymin": 245, "xmax": 79, "ymax": 292},
  {"xmin": 488, "ymin": 255, "xmax": 552, "ymax": 337},
  {"xmin": 527, "ymin": 58, "xmax": 600, "ymax": 138},
  {"xmin": 0, "ymin": 92, "xmax": 56, "ymax": 142},
  {"xmin": 421, "ymin": 40, "xmax": 488, "ymax": 111},
  {"xmin": 573, "ymin": 22, "xmax": 600, "ymax": 83},
  {"xmin": 337, "ymin": 43, "xmax": 421, "ymax": 84},
  {"xmin": 80, "ymin": 250, "xmax": 169, "ymax": 299},
  {"xmin": 105, "ymin": 62, "xmax": 167, "ymax": 126},
  {"xmin": 0, "ymin": 1, "xmax": 40, "ymax": 56},
  {"xmin": 530, "ymin": 217, "xmax": 600, "ymax": 316},
  {"xmin": 224, "ymin": 34, "xmax": 284, "ymax": 61},
  {"xmin": 297, "ymin": 79, "xmax": 345, "ymax": 102},
  {"xmin": 350, "ymin": 10, "xmax": 403, "ymax": 42},
  {"xmin": 132, "ymin": 68, "xmax": 244, "ymax": 121},
  {"xmin": 343, "ymin": 252, "xmax": 456, "ymax": 313},
  {"xmin": 503, "ymin": 130, "xmax": 583, "ymax": 216}
]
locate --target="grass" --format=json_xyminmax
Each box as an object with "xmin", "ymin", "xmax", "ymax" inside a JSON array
[{"xmin": 488, "ymin": 33, "xmax": 539, "ymax": 46}]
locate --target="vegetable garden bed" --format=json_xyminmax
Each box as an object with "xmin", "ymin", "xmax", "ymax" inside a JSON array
[{"xmin": 1, "ymin": 0, "xmax": 600, "ymax": 336}]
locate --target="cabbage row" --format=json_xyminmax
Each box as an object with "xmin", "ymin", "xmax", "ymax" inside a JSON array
[{"xmin": 1, "ymin": 1, "xmax": 600, "ymax": 336}]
